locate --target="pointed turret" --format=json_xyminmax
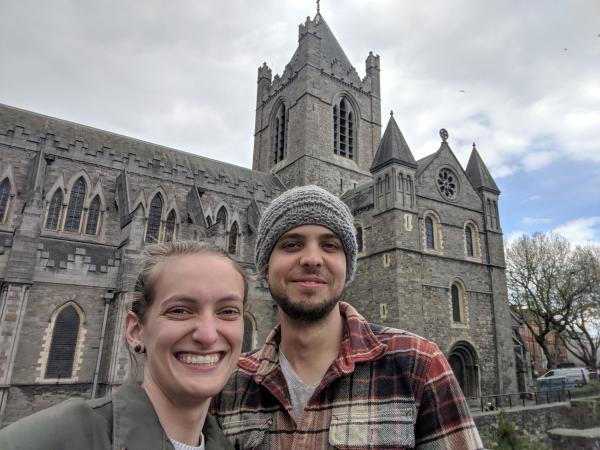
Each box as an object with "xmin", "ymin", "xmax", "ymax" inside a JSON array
[
  {"xmin": 466, "ymin": 143, "xmax": 500, "ymax": 194},
  {"xmin": 371, "ymin": 112, "xmax": 417, "ymax": 173}
]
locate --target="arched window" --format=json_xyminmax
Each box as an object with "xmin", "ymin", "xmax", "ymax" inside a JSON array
[
  {"xmin": 451, "ymin": 284, "xmax": 462, "ymax": 322},
  {"xmin": 242, "ymin": 313, "xmax": 257, "ymax": 353},
  {"xmin": 45, "ymin": 306, "xmax": 80, "ymax": 379},
  {"xmin": 406, "ymin": 176, "xmax": 413, "ymax": 208},
  {"xmin": 165, "ymin": 210, "xmax": 177, "ymax": 242},
  {"xmin": 216, "ymin": 207, "xmax": 227, "ymax": 228},
  {"xmin": 145, "ymin": 193, "xmax": 163, "ymax": 243},
  {"xmin": 0, "ymin": 178, "xmax": 11, "ymax": 222},
  {"xmin": 465, "ymin": 225, "xmax": 474, "ymax": 257},
  {"xmin": 333, "ymin": 97, "xmax": 355, "ymax": 159},
  {"xmin": 493, "ymin": 200, "xmax": 500, "ymax": 229},
  {"xmin": 45, "ymin": 189, "xmax": 63, "ymax": 230},
  {"xmin": 425, "ymin": 217, "xmax": 435, "ymax": 249},
  {"xmin": 228, "ymin": 221, "xmax": 238, "ymax": 254},
  {"xmin": 85, "ymin": 196, "xmax": 101, "ymax": 235},
  {"xmin": 273, "ymin": 103, "xmax": 287, "ymax": 163},
  {"xmin": 356, "ymin": 225, "xmax": 363, "ymax": 253},
  {"xmin": 64, "ymin": 178, "xmax": 86, "ymax": 232}
]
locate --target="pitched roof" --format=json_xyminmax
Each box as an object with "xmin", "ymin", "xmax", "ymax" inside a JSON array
[
  {"xmin": 370, "ymin": 114, "xmax": 417, "ymax": 172},
  {"xmin": 465, "ymin": 144, "xmax": 500, "ymax": 194},
  {"xmin": 313, "ymin": 14, "xmax": 354, "ymax": 69}
]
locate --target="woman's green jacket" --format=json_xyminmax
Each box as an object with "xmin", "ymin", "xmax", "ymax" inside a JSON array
[{"xmin": 0, "ymin": 382, "xmax": 233, "ymax": 450}]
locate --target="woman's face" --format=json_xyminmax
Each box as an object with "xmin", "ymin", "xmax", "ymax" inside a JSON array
[{"xmin": 127, "ymin": 252, "xmax": 245, "ymax": 406}]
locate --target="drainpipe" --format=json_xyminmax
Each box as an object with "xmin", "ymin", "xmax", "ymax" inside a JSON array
[{"xmin": 91, "ymin": 290, "xmax": 114, "ymax": 399}]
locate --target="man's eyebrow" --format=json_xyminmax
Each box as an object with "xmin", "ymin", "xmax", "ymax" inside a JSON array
[{"xmin": 279, "ymin": 233, "xmax": 305, "ymax": 240}]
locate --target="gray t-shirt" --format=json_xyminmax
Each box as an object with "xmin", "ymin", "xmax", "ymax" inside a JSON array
[{"xmin": 279, "ymin": 350, "xmax": 321, "ymax": 421}]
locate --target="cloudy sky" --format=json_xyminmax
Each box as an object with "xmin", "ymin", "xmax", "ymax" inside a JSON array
[{"xmin": 1, "ymin": 0, "xmax": 599, "ymax": 245}]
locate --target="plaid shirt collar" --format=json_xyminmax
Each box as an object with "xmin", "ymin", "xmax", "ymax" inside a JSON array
[{"xmin": 239, "ymin": 301, "xmax": 387, "ymax": 385}]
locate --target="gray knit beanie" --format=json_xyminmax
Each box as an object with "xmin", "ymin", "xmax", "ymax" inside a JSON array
[{"xmin": 255, "ymin": 185, "xmax": 357, "ymax": 284}]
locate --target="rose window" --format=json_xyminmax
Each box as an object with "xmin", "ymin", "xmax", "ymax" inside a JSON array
[{"xmin": 437, "ymin": 168, "xmax": 458, "ymax": 200}]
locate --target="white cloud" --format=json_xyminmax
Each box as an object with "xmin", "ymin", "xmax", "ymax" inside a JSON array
[
  {"xmin": 522, "ymin": 217, "xmax": 553, "ymax": 226},
  {"xmin": 505, "ymin": 230, "xmax": 526, "ymax": 245},
  {"xmin": 553, "ymin": 217, "xmax": 600, "ymax": 246}
]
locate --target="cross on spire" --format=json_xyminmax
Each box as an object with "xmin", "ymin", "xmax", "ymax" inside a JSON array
[{"xmin": 317, "ymin": 0, "xmax": 320, "ymax": 14}]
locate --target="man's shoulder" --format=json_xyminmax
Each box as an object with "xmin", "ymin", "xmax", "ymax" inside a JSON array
[{"xmin": 368, "ymin": 322, "xmax": 440, "ymax": 356}]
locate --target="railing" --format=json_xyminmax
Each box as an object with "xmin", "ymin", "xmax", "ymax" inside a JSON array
[{"xmin": 468, "ymin": 384, "xmax": 600, "ymax": 413}]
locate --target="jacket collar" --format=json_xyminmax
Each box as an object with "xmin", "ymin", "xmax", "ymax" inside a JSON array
[{"xmin": 112, "ymin": 382, "xmax": 230, "ymax": 450}]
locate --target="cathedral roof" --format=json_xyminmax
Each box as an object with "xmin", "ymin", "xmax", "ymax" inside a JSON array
[
  {"xmin": 465, "ymin": 143, "xmax": 500, "ymax": 194},
  {"xmin": 370, "ymin": 113, "xmax": 417, "ymax": 172},
  {"xmin": 0, "ymin": 103, "xmax": 285, "ymax": 195}
]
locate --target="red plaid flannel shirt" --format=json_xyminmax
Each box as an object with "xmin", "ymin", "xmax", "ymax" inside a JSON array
[{"xmin": 212, "ymin": 302, "xmax": 483, "ymax": 449}]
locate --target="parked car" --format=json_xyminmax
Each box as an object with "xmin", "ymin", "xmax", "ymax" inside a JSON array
[{"xmin": 536, "ymin": 367, "xmax": 590, "ymax": 390}]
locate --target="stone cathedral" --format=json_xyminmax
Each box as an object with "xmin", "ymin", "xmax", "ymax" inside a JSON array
[{"xmin": 0, "ymin": 11, "xmax": 517, "ymax": 425}]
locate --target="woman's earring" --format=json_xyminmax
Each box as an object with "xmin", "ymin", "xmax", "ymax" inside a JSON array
[{"xmin": 133, "ymin": 343, "xmax": 146, "ymax": 354}]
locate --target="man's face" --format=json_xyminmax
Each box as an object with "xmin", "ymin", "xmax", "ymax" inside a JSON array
[{"xmin": 267, "ymin": 224, "xmax": 347, "ymax": 322}]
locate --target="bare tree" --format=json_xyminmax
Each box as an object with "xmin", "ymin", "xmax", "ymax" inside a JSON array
[
  {"xmin": 506, "ymin": 233, "xmax": 593, "ymax": 370},
  {"xmin": 560, "ymin": 245, "xmax": 600, "ymax": 369}
]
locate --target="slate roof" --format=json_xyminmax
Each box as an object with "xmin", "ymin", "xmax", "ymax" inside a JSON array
[
  {"xmin": 465, "ymin": 144, "xmax": 500, "ymax": 194},
  {"xmin": 0, "ymin": 103, "xmax": 284, "ymax": 192},
  {"xmin": 313, "ymin": 13, "xmax": 354, "ymax": 69},
  {"xmin": 370, "ymin": 114, "xmax": 417, "ymax": 172}
]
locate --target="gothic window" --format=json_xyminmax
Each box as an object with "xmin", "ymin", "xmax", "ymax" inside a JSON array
[
  {"xmin": 45, "ymin": 305, "xmax": 80, "ymax": 379},
  {"xmin": 437, "ymin": 167, "xmax": 459, "ymax": 201},
  {"xmin": 425, "ymin": 217, "xmax": 435, "ymax": 249},
  {"xmin": 216, "ymin": 207, "xmax": 227, "ymax": 228},
  {"xmin": 356, "ymin": 225, "xmax": 363, "ymax": 253},
  {"xmin": 228, "ymin": 221, "xmax": 238, "ymax": 254},
  {"xmin": 465, "ymin": 225, "xmax": 474, "ymax": 257},
  {"xmin": 165, "ymin": 209, "xmax": 177, "ymax": 242},
  {"xmin": 45, "ymin": 189, "xmax": 63, "ymax": 230},
  {"xmin": 273, "ymin": 103, "xmax": 288, "ymax": 164},
  {"xmin": 0, "ymin": 178, "xmax": 10, "ymax": 222},
  {"xmin": 333, "ymin": 97, "xmax": 355, "ymax": 159},
  {"xmin": 242, "ymin": 313, "xmax": 257, "ymax": 353},
  {"xmin": 145, "ymin": 193, "xmax": 163, "ymax": 243},
  {"xmin": 451, "ymin": 284, "xmax": 462, "ymax": 323},
  {"xmin": 424, "ymin": 212, "xmax": 442, "ymax": 253},
  {"xmin": 85, "ymin": 195, "xmax": 101, "ymax": 235},
  {"xmin": 64, "ymin": 178, "xmax": 86, "ymax": 232}
]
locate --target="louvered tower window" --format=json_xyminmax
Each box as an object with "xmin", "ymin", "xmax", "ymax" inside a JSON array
[
  {"xmin": 64, "ymin": 178, "xmax": 86, "ymax": 232},
  {"xmin": 465, "ymin": 225, "xmax": 474, "ymax": 257},
  {"xmin": 273, "ymin": 103, "xmax": 287, "ymax": 163},
  {"xmin": 333, "ymin": 98, "xmax": 354, "ymax": 159},
  {"xmin": 45, "ymin": 306, "xmax": 80, "ymax": 379},
  {"xmin": 165, "ymin": 210, "xmax": 177, "ymax": 242},
  {"xmin": 85, "ymin": 196, "xmax": 101, "ymax": 235},
  {"xmin": 46, "ymin": 190, "xmax": 63, "ymax": 230},
  {"xmin": 145, "ymin": 194, "xmax": 163, "ymax": 243},
  {"xmin": 0, "ymin": 178, "xmax": 10, "ymax": 222}
]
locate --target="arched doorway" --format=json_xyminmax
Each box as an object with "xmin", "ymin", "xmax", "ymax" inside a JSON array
[{"xmin": 448, "ymin": 341, "xmax": 479, "ymax": 398}]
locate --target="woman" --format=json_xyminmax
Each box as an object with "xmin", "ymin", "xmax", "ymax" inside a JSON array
[{"xmin": 0, "ymin": 241, "xmax": 246, "ymax": 449}]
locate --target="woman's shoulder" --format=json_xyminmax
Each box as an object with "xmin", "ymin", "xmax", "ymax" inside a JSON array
[{"xmin": 0, "ymin": 395, "xmax": 113, "ymax": 450}]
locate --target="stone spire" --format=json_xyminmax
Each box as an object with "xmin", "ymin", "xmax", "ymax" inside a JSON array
[
  {"xmin": 370, "ymin": 112, "xmax": 417, "ymax": 173},
  {"xmin": 466, "ymin": 143, "xmax": 500, "ymax": 193}
]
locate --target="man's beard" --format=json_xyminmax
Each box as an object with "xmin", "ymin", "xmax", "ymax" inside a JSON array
[{"xmin": 269, "ymin": 287, "xmax": 342, "ymax": 323}]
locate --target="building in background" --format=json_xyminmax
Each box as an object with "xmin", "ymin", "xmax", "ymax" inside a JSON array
[{"xmin": 0, "ymin": 9, "xmax": 517, "ymax": 425}]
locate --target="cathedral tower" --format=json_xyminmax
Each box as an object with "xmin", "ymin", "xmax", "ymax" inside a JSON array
[{"xmin": 252, "ymin": 12, "xmax": 382, "ymax": 195}]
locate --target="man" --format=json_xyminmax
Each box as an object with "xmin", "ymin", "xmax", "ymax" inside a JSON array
[{"xmin": 213, "ymin": 185, "xmax": 483, "ymax": 449}]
